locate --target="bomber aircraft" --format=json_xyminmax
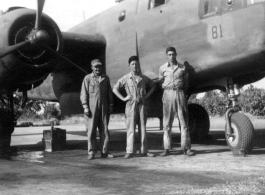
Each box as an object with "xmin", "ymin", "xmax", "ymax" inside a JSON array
[{"xmin": 0, "ymin": 0, "xmax": 264, "ymax": 156}]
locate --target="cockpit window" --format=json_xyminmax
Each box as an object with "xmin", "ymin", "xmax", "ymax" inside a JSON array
[
  {"xmin": 199, "ymin": 0, "xmax": 258, "ymax": 18},
  {"xmin": 149, "ymin": 0, "xmax": 166, "ymax": 9},
  {"xmin": 199, "ymin": 0, "xmax": 221, "ymax": 17}
]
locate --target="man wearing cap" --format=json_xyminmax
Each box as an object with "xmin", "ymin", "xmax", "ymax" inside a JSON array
[
  {"xmin": 159, "ymin": 47, "xmax": 195, "ymax": 157},
  {"xmin": 80, "ymin": 59, "xmax": 114, "ymax": 160},
  {"xmin": 113, "ymin": 56, "xmax": 156, "ymax": 159}
]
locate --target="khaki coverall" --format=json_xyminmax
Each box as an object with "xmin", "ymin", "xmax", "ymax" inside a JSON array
[
  {"xmin": 159, "ymin": 62, "xmax": 191, "ymax": 150},
  {"xmin": 80, "ymin": 73, "xmax": 113, "ymax": 155},
  {"xmin": 113, "ymin": 72, "xmax": 155, "ymax": 154}
]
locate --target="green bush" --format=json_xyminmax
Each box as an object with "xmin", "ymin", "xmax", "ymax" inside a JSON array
[
  {"xmin": 15, "ymin": 85, "xmax": 265, "ymax": 122},
  {"xmin": 18, "ymin": 101, "xmax": 61, "ymax": 122},
  {"xmin": 189, "ymin": 85, "xmax": 265, "ymax": 117},
  {"xmin": 43, "ymin": 103, "xmax": 61, "ymax": 120},
  {"xmin": 189, "ymin": 90, "xmax": 227, "ymax": 117}
]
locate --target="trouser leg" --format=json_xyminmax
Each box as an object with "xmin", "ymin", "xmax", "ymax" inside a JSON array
[
  {"xmin": 98, "ymin": 110, "xmax": 110, "ymax": 154},
  {"xmin": 163, "ymin": 90, "xmax": 175, "ymax": 150},
  {"xmin": 125, "ymin": 102, "xmax": 136, "ymax": 154},
  {"xmin": 137, "ymin": 119, "xmax": 141, "ymax": 144},
  {"xmin": 176, "ymin": 91, "xmax": 191, "ymax": 150},
  {"xmin": 85, "ymin": 114, "xmax": 97, "ymax": 155},
  {"xmin": 139, "ymin": 103, "xmax": 147, "ymax": 154}
]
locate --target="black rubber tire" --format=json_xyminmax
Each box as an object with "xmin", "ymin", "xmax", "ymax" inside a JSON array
[
  {"xmin": 225, "ymin": 112, "xmax": 254, "ymax": 152},
  {"xmin": 188, "ymin": 104, "xmax": 210, "ymax": 141}
]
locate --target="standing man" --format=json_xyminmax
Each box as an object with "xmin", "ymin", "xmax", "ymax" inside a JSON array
[
  {"xmin": 159, "ymin": 47, "xmax": 195, "ymax": 156},
  {"xmin": 80, "ymin": 59, "xmax": 114, "ymax": 160},
  {"xmin": 113, "ymin": 56, "xmax": 156, "ymax": 159}
]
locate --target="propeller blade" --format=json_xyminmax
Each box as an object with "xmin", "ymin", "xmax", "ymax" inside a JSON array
[
  {"xmin": 35, "ymin": 0, "xmax": 46, "ymax": 30},
  {"xmin": 0, "ymin": 40, "xmax": 31, "ymax": 59},
  {"xmin": 43, "ymin": 45, "xmax": 88, "ymax": 74}
]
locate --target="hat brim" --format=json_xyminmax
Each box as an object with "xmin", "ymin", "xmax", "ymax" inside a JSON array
[{"xmin": 91, "ymin": 63, "xmax": 102, "ymax": 66}]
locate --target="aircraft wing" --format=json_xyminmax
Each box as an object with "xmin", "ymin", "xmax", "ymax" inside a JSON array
[{"xmin": 24, "ymin": 31, "xmax": 108, "ymax": 115}]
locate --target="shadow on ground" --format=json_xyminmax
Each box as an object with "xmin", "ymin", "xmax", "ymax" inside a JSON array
[{"xmin": 13, "ymin": 126, "xmax": 265, "ymax": 156}]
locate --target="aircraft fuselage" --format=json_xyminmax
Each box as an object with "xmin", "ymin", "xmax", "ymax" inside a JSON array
[{"xmin": 26, "ymin": 0, "xmax": 265, "ymax": 114}]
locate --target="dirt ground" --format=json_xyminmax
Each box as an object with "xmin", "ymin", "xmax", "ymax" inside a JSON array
[{"xmin": 1, "ymin": 117, "xmax": 265, "ymax": 195}]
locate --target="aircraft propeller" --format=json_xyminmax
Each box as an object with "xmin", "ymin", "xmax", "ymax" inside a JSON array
[
  {"xmin": 0, "ymin": 0, "xmax": 87, "ymax": 74},
  {"xmin": 35, "ymin": 0, "xmax": 45, "ymax": 30},
  {"xmin": 0, "ymin": 41, "xmax": 31, "ymax": 59},
  {"xmin": 43, "ymin": 45, "xmax": 88, "ymax": 74},
  {"xmin": 0, "ymin": 0, "xmax": 48, "ymax": 59}
]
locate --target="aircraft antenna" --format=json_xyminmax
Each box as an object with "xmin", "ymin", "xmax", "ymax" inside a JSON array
[{"xmin": 83, "ymin": 11, "xmax": 85, "ymax": 21}]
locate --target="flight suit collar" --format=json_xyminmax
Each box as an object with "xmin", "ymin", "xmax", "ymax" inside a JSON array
[
  {"xmin": 167, "ymin": 61, "xmax": 178, "ymax": 71},
  {"xmin": 129, "ymin": 72, "xmax": 142, "ymax": 84},
  {"xmin": 91, "ymin": 72, "xmax": 105, "ymax": 82}
]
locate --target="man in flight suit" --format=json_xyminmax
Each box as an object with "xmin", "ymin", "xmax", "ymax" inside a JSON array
[
  {"xmin": 113, "ymin": 56, "xmax": 156, "ymax": 159},
  {"xmin": 159, "ymin": 47, "xmax": 195, "ymax": 157},
  {"xmin": 80, "ymin": 59, "xmax": 114, "ymax": 160}
]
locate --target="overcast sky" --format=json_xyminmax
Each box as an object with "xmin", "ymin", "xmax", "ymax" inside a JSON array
[
  {"xmin": 0, "ymin": 0, "xmax": 265, "ymax": 88},
  {"xmin": 0, "ymin": 0, "xmax": 116, "ymax": 31}
]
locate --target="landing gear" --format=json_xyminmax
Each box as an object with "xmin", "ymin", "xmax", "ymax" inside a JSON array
[
  {"xmin": 224, "ymin": 78, "xmax": 254, "ymax": 153},
  {"xmin": 0, "ymin": 111, "xmax": 15, "ymax": 156},
  {"xmin": 225, "ymin": 112, "xmax": 254, "ymax": 152},
  {"xmin": 188, "ymin": 103, "xmax": 210, "ymax": 141},
  {"xmin": 0, "ymin": 90, "xmax": 24, "ymax": 157}
]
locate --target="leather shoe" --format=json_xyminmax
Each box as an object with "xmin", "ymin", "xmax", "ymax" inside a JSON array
[
  {"xmin": 160, "ymin": 150, "xmax": 170, "ymax": 157},
  {"xmin": 183, "ymin": 149, "xmax": 195, "ymax": 156},
  {"xmin": 87, "ymin": 154, "xmax": 95, "ymax": 160},
  {"xmin": 124, "ymin": 153, "xmax": 134, "ymax": 159},
  {"xmin": 101, "ymin": 153, "xmax": 115, "ymax": 158},
  {"xmin": 141, "ymin": 152, "xmax": 155, "ymax": 157}
]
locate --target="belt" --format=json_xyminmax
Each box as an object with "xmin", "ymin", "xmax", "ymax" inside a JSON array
[{"xmin": 163, "ymin": 87, "xmax": 182, "ymax": 91}]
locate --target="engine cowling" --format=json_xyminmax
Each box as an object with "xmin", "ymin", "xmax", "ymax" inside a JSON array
[{"xmin": 0, "ymin": 8, "xmax": 63, "ymax": 91}]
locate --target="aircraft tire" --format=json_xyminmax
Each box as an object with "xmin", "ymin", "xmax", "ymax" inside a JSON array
[
  {"xmin": 188, "ymin": 103, "xmax": 210, "ymax": 141},
  {"xmin": 225, "ymin": 112, "xmax": 254, "ymax": 153}
]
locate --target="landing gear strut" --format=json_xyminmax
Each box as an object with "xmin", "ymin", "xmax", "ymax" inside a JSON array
[
  {"xmin": 0, "ymin": 90, "xmax": 16, "ymax": 157},
  {"xmin": 224, "ymin": 78, "xmax": 254, "ymax": 153},
  {"xmin": 0, "ymin": 90, "xmax": 26, "ymax": 157}
]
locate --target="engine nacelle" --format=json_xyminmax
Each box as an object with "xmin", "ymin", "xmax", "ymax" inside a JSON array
[{"xmin": 0, "ymin": 8, "xmax": 63, "ymax": 91}]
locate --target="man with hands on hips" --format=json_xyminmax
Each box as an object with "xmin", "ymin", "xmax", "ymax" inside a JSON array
[{"xmin": 113, "ymin": 56, "xmax": 156, "ymax": 159}]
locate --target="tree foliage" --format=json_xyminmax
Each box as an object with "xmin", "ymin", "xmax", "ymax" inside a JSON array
[
  {"xmin": 18, "ymin": 100, "xmax": 61, "ymax": 121},
  {"xmin": 2, "ymin": 85, "xmax": 265, "ymax": 121},
  {"xmin": 188, "ymin": 85, "xmax": 265, "ymax": 117},
  {"xmin": 21, "ymin": 100, "xmax": 46, "ymax": 116},
  {"xmin": 238, "ymin": 85, "xmax": 265, "ymax": 116},
  {"xmin": 43, "ymin": 103, "xmax": 61, "ymax": 119},
  {"xmin": 189, "ymin": 90, "xmax": 227, "ymax": 116}
]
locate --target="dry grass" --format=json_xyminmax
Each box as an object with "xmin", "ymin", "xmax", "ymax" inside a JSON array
[
  {"xmin": 59, "ymin": 114, "xmax": 125, "ymax": 125},
  {"xmin": 16, "ymin": 112, "xmax": 257, "ymax": 127},
  {"xmin": 16, "ymin": 114, "xmax": 126, "ymax": 127},
  {"xmin": 60, "ymin": 115, "xmax": 85, "ymax": 125}
]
